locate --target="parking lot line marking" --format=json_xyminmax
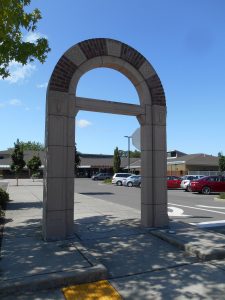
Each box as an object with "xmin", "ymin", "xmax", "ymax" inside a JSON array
[
  {"xmin": 62, "ymin": 280, "xmax": 122, "ymax": 300},
  {"xmin": 168, "ymin": 206, "xmax": 190, "ymax": 217},
  {"xmin": 168, "ymin": 202, "xmax": 225, "ymax": 215},
  {"xmin": 197, "ymin": 205, "xmax": 225, "ymax": 210}
]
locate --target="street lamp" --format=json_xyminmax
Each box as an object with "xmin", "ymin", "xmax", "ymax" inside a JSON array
[{"xmin": 124, "ymin": 135, "xmax": 132, "ymax": 172}]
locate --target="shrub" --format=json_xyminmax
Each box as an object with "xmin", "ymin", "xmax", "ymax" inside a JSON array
[
  {"xmin": 219, "ymin": 192, "xmax": 225, "ymax": 200},
  {"xmin": 31, "ymin": 172, "xmax": 40, "ymax": 179},
  {"xmin": 0, "ymin": 206, "xmax": 5, "ymax": 217},
  {"xmin": 0, "ymin": 188, "xmax": 9, "ymax": 208},
  {"xmin": 104, "ymin": 178, "xmax": 112, "ymax": 184}
]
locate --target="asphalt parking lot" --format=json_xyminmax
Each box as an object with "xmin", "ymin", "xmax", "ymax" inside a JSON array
[{"xmin": 75, "ymin": 178, "xmax": 225, "ymax": 229}]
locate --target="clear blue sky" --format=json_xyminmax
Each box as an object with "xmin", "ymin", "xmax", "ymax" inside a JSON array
[{"xmin": 1, "ymin": 0, "xmax": 225, "ymax": 155}]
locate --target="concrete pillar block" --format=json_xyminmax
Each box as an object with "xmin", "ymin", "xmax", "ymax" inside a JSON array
[
  {"xmin": 153, "ymin": 177, "xmax": 167, "ymax": 205},
  {"xmin": 47, "ymin": 115, "xmax": 67, "ymax": 146},
  {"xmin": 67, "ymin": 146, "xmax": 75, "ymax": 178},
  {"xmin": 78, "ymin": 57, "xmax": 103, "ymax": 74},
  {"xmin": 45, "ymin": 178, "xmax": 67, "ymax": 211},
  {"xmin": 65, "ymin": 45, "xmax": 87, "ymax": 67},
  {"xmin": 153, "ymin": 125, "xmax": 167, "ymax": 151},
  {"xmin": 68, "ymin": 95, "xmax": 76, "ymax": 117},
  {"xmin": 44, "ymin": 178, "xmax": 74, "ymax": 211},
  {"xmin": 47, "ymin": 91, "xmax": 70, "ymax": 116},
  {"xmin": 154, "ymin": 205, "xmax": 169, "ymax": 227},
  {"xmin": 101, "ymin": 56, "xmax": 125, "ymax": 71},
  {"xmin": 67, "ymin": 117, "xmax": 75, "ymax": 147},
  {"xmin": 43, "ymin": 210, "xmax": 67, "ymax": 241},
  {"xmin": 66, "ymin": 178, "xmax": 75, "ymax": 210},
  {"xmin": 46, "ymin": 146, "xmax": 67, "ymax": 178},
  {"xmin": 152, "ymin": 105, "xmax": 166, "ymax": 126},
  {"xmin": 153, "ymin": 150, "xmax": 167, "ymax": 178},
  {"xmin": 141, "ymin": 124, "xmax": 153, "ymax": 151},
  {"xmin": 46, "ymin": 145, "xmax": 74, "ymax": 178},
  {"xmin": 119, "ymin": 61, "xmax": 144, "ymax": 86},
  {"xmin": 139, "ymin": 61, "xmax": 156, "ymax": 80},
  {"xmin": 141, "ymin": 150, "xmax": 153, "ymax": 177},
  {"xmin": 136, "ymin": 81, "xmax": 152, "ymax": 106},
  {"xmin": 106, "ymin": 39, "xmax": 122, "ymax": 57},
  {"xmin": 69, "ymin": 69, "xmax": 83, "ymax": 95},
  {"xmin": 66, "ymin": 209, "xmax": 75, "ymax": 236},
  {"xmin": 141, "ymin": 204, "xmax": 154, "ymax": 227},
  {"xmin": 141, "ymin": 177, "xmax": 153, "ymax": 205}
]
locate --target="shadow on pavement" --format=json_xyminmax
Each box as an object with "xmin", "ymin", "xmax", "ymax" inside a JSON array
[
  {"xmin": 80, "ymin": 192, "xmax": 114, "ymax": 196},
  {"xmin": 6, "ymin": 201, "xmax": 42, "ymax": 210}
]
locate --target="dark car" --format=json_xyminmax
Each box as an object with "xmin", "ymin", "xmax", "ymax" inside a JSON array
[
  {"xmin": 167, "ymin": 176, "xmax": 182, "ymax": 189},
  {"xmin": 190, "ymin": 176, "xmax": 225, "ymax": 194},
  {"xmin": 91, "ymin": 173, "xmax": 112, "ymax": 181}
]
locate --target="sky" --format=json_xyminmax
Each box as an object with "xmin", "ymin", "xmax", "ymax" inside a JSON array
[{"xmin": 0, "ymin": 0, "xmax": 225, "ymax": 156}]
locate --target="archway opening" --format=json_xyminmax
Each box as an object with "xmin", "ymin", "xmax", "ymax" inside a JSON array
[{"xmin": 76, "ymin": 67, "xmax": 139, "ymax": 104}]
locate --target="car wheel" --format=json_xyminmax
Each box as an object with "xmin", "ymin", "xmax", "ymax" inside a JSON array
[
  {"xmin": 187, "ymin": 185, "xmax": 192, "ymax": 192},
  {"xmin": 202, "ymin": 186, "xmax": 211, "ymax": 195},
  {"xmin": 127, "ymin": 182, "xmax": 133, "ymax": 187},
  {"xmin": 139, "ymin": 183, "xmax": 141, "ymax": 188},
  {"xmin": 117, "ymin": 181, "xmax": 122, "ymax": 186},
  {"xmin": 94, "ymin": 178, "xmax": 97, "ymax": 181}
]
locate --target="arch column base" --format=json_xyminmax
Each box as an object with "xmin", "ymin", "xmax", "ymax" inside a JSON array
[{"xmin": 141, "ymin": 204, "xmax": 168, "ymax": 228}]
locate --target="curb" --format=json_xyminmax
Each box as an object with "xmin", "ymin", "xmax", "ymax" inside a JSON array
[
  {"xmin": 0, "ymin": 264, "xmax": 108, "ymax": 297},
  {"xmin": 151, "ymin": 230, "xmax": 225, "ymax": 261}
]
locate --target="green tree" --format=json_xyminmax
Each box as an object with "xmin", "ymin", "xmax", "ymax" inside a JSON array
[
  {"xmin": 11, "ymin": 139, "xmax": 26, "ymax": 186},
  {"xmin": 18, "ymin": 140, "xmax": 44, "ymax": 151},
  {"xmin": 113, "ymin": 147, "xmax": 121, "ymax": 173},
  {"xmin": 27, "ymin": 155, "xmax": 41, "ymax": 181},
  {"xmin": 74, "ymin": 143, "xmax": 81, "ymax": 176},
  {"xmin": 119, "ymin": 149, "xmax": 141, "ymax": 158},
  {"xmin": 130, "ymin": 150, "xmax": 141, "ymax": 158},
  {"xmin": 0, "ymin": 0, "xmax": 50, "ymax": 78},
  {"xmin": 218, "ymin": 152, "xmax": 225, "ymax": 173}
]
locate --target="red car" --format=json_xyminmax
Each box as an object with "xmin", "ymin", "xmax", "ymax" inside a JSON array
[
  {"xmin": 190, "ymin": 176, "xmax": 225, "ymax": 195},
  {"xmin": 167, "ymin": 176, "xmax": 182, "ymax": 189}
]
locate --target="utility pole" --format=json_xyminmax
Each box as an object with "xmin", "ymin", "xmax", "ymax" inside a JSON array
[{"xmin": 124, "ymin": 135, "xmax": 131, "ymax": 172}]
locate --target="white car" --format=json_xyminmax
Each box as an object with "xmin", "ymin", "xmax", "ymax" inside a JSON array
[
  {"xmin": 122, "ymin": 175, "xmax": 141, "ymax": 187},
  {"xmin": 180, "ymin": 175, "xmax": 205, "ymax": 192},
  {"xmin": 112, "ymin": 173, "xmax": 132, "ymax": 186}
]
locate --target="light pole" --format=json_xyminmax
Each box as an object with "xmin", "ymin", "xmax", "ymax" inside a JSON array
[{"xmin": 124, "ymin": 135, "xmax": 131, "ymax": 172}]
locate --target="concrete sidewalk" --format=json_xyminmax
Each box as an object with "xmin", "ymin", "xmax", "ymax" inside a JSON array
[{"xmin": 1, "ymin": 179, "xmax": 225, "ymax": 299}]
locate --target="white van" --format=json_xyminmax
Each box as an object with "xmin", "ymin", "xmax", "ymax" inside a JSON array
[{"xmin": 112, "ymin": 173, "xmax": 132, "ymax": 186}]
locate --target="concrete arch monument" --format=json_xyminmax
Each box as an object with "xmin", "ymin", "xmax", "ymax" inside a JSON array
[{"xmin": 43, "ymin": 38, "xmax": 168, "ymax": 240}]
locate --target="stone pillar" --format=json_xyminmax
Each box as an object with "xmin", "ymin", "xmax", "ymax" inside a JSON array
[
  {"xmin": 43, "ymin": 91, "xmax": 75, "ymax": 240},
  {"xmin": 139, "ymin": 104, "xmax": 168, "ymax": 228},
  {"xmin": 152, "ymin": 104, "xmax": 168, "ymax": 227},
  {"xmin": 139, "ymin": 105, "xmax": 153, "ymax": 227}
]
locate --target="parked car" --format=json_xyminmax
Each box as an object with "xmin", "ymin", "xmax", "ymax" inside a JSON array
[
  {"xmin": 112, "ymin": 173, "xmax": 132, "ymax": 186},
  {"xmin": 122, "ymin": 175, "xmax": 141, "ymax": 187},
  {"xmin": 190, "ymin": 176, "xmax": 225, "ymax": 195},
  {"xmin": 91, "ymin": 173, "xmax": 112, "ymax": 181},
  {"xmin": 180, "ymin": 175, "xmax": 205, "ymax": 192},
  {"xmin": 167, "ymin": 176, "xmax": 182, "ymax": 189}
]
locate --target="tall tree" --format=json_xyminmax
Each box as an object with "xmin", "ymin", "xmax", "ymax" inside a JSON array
[
  {"xmin": 113, "ymin": 147, "xmax": 121, "ymax": 173},
  {"xmin": 218, "ymin": 152, "xmax": 225, "ymax": 173},
  {"xmin": 11, "ymin": 139, "xmax": 26, "ymax": 186},
  {"xmin": 0, "ymin": 0, "xmax": 50, "ymax": 78},
  {"xmin": 27, "ymin": 155, "xmax": 41, "ymax": 181},
  {"xmin": 74, "ymin": 143, "xmax": 81, "ymax": 176},
  {"xmin": 18, "ymin": 140, "xmax": 44, "ymax": 151}
]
